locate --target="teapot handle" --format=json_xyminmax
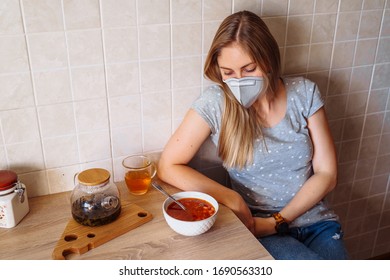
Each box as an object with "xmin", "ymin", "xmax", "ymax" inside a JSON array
[{"xmin": 73, "ymin": 172, "xmax": 79, "ymax": 187}]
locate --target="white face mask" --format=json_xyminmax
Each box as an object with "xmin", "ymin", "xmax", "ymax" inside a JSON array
[{"xmin": 223, "ymin": 76, "xmax": 264, "ymax": 108}]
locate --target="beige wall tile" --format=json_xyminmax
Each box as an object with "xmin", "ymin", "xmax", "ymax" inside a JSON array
[
  {"xmin": 28, "ymin": 32, "xmax": 68, "ymax": 70},
  {"xmin": 339, "ymin": 139, "xmax": 360, "ymax": 162},
  {"xmin": 354, "ymin": 39, "xmax": 378, "ymax": 66},
  {"xmin": 329, "ymin": 119, "xmax": 344, "ymax": 141},
  {"xmin": 345, "ymin": 91, "xmax": 368, "ymax": 117},
  {"xmin": 139, "ymin": 25, "xmax": 170, "ymax": 60},
  {"xmin": 101, "ymin": 0, "xmax": 137, "ymax": 28},
  {"xmin": 312, "ymin": 14, "xmax": 337, "ymax": 43},
  {"xmin": 34, "ymin": 69, "xmax": 72, "ymax": 105},
  {"xmin": 332, "ymin": 41, "xmax": 356, "ymax": 69},
  {"xmin": 342, "ymin": 116, "xmax": 364, "ymax": 140},
  {"xmin": 106, "ymin": 63, "xmax": 139, "ymax": 96},
  {"xmin": 340, "ymin": 0, "xmax": 363, "ymax": 12},
  {"xmin": 372, "ymin": 63, "xmax": 390, "ymax": 88},
  {"xmin": 0, "ymin": 73, "xmax": 34, "ymax": 110},
  {"xmin": 376, "ymin": 37, "xmax": 390, "ymax": 63},
  {"xmin": 111, "ymin": 125, "xmax": 142, "ymax": 157},
  {"xmin": 7, "ymin": 141, "xmax": 45, "ymax": 173},
  {"xmin": 19, "ymin": 170, "xmax": 50, "ymax": 197},
  {"xmin": 38, "ymin": 103, "xmax": 76, "ymax": 138},
  {"xmin": 308, "ymin": 43, "xmax": 332, "ymax": 71},
  {"xmin": 47, "ymin": 164, "xmax": 80, "ymax": 193},
  {"xmin": 63, "ymin": 0, "xmax": 101, "ymax": 30},
  {"xmin": 109, "ymin": 95, "xmax": 141, "ymax": 128},
  {"xmin": 143, "ymin": 120, "xmax": 171, "ymax": 152},
  {"xmin": 172, "ymin": 0, "xmax": 202, "ymax": 23},
  {"xmin": 137, "ymin": 0, "xmax": 170, "ymax": 25},
  {"xmin": 363, "ymin": 0, "xmax": 386, "ymax": 10},
  {"xmin": 140, "ymin": 59, "xmax": 171, "ymax": 92},
  {"xmin": 381, "ymin": 9, "xmax": 390, "ymax": 37},
  {"xmin": 67, "ymin": 30, "xmax": 104, "ymax": 66},
  {"xmin": 0, "ymin": 0, "xmax": 24, "ymax": 35},
  {"xmin": 284, "ymin": 45, "xmax": 309, "ymax": 74},
  {"xmin": 315, "ymin": 0, "xmax": 339, "ymax": 13},
  {"xmin": 374, "ymin": 154, "xmax": 390, "ymax": 175},
  {"xmin": 142, "ymin": 90, "xmax": 172, "ymax": 123},
  {"xmin": 370, "ymin": 174, "xmax": 389, "ymax": 196},
  {"xmin": 71, "ymin": 66, "xmax": 106, "ymax": 101},
  {"xmin": 359, "ymin": 10, "xmax": 383, "ymax": 39},
  {"xmin": 104, "ymin": 27, "xmax": 138, "ymax": 63},
  {"xmin": 351, "ymin": 178, "xmax": 371, "ymax": 200},
  {"xmin": 172, "ymin": 23, "xmax": 202, "ymax": 57},
  {"xmin": 336, "ymin": 12, "xmax": 361, "ymax": 41},
  {"xmin": 203, "ymin": 21, "xmax": 222, "ymax": 54},
  {"xmin": 233, "ymin": 0, "xmax": 262, "ymax": 14},
  {"xmin": 0, "ymin": 35, "xmax": 29, "ymax": 73},
  {"xmin": 262, "ymin": 0, "xmax": 288, "ymax": 16},
  {"xmin": 328, "ymin": 68, "xmax": 352, "ymax": 95},
  {"xmin": 324, "ymin": 95, "xmax": 348, "ymax": 120},
  {"xmin": 359, "ymin": 135, "xmax": 380, "ymax": 160},
  {"xmin": 286, "ymin": 15, "xmax": 312, "ymax": 46},
  {"xmin": 263, "ymin": 17, "xmax": 287, "ymax": 47},
  {"xmin": 1, "ymin": 108, "xmax": 40, "ymax": 144},
  {"xmin": 23, "ymin": 0, "xmax": 64, "ymax": 33},
  {"xmin": 78, "ymin": 130, "xmax": 111, "ymax": 162},
  {"xmin": 74, "ymin": 98, "xmax": 109, "ymax": 132},
  {"xmin": 355, "ymin": 158, "xmax": 376, "ymax": 180},
  {"xmin": 0, "ymin": 146, "xmax": 7, "ymax": 169},
  {"xmin": 172, "ymin": 56, "xmax": 202, "ymax": 88},
  {"xmin": 363, "ymin": 112, "xmax": 385, "ymax": 137},
  {"xmin": 350, "ymin": 65, "xmax": 373, "ymax": 92},
  {"xmin": 289, "ymin": 0, "xmax": 315, "ymax": 15},
  {"xmin": 43, "ymin": 135, "xmax": 79, "ymax": 168},
  {"xmin": 172, "ymin": 87, "xmax": 201, "ymax": 120},
  {"xmin": 378, "ymin": 133, "xmax": 390, "ymax": 155},
  {"xmin": 203, "ymin": 0, "xmax": 232, "ymax": 20}
]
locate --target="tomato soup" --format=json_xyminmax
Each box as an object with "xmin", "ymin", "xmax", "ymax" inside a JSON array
[{"xmin": 166, "ymin": 198, "xmax": 215, "ymax": 221}]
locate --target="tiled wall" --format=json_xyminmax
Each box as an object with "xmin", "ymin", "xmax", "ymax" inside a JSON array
[{"xmin": 0, "ymin": 0, "xmax": 389, "ymax": 259}]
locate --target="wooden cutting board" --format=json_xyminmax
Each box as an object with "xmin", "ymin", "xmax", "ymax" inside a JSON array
[{"xmin": 52, "ymin": 202, "xmax": 152, "ymax": 260}]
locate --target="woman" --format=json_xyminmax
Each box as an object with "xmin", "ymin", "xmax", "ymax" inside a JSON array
[{"xmin": 158, "ymin": 11, "xmax": 348, "ymax": 260}]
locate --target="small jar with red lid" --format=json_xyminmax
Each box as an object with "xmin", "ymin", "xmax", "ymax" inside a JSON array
[{"xmin": 0, "ymin": 170, "xmax": 30, "ymax": 228}]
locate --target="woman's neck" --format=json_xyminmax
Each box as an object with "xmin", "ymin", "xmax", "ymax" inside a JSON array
[{"xmin": 253, "ymin": 79, "xmax": 286, "ymax": 127}]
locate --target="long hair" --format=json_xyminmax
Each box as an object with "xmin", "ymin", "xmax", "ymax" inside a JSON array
[{"xmin": 204, "ymin": 11, "xmax": 281, "ymax": 169}]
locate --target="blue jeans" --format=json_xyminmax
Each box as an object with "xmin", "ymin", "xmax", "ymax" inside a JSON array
[{"xmin": 258, "ymin": 220, "xmax": 349, "ymax": 260}]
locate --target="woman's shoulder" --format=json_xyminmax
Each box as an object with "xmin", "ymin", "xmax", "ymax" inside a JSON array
[
  {"xmin": 282, "ymin": 76, "xmax": 324, "ymax": 117},
  {"xmin": 283, "ymin": 76, "xmax": 317, "ymax": 92},
  {"xmin": 192, "ymin": 84, "xmax": 224, "ymax": 108},
  {"xmin": 202, "ymin": 84, "xmax": 224, "ymax": 100}
]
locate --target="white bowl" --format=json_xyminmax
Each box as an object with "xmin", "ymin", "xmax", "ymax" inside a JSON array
[{"xmin": 162, "ymin": 191, "xmax": 219, "ymax": 236}]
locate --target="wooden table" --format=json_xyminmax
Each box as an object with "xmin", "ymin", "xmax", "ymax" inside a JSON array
[{"xmin": 0, "ymin": 181, "xmax": 273, "ymax": 260}]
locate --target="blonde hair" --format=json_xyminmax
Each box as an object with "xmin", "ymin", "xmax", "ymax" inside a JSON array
[{"xmin": 204, "ymin": 11, "xmax": 281, "ymax": 169}]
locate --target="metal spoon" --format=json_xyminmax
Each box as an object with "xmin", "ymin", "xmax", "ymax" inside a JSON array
[{"xmin": 151, "ymin": 181, "xmax": 187, "ymax": 211}]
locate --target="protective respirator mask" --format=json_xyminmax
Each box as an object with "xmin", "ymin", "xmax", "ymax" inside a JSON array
[{"xmin": 223, "ymin": 76, "xmax": 265, "ymax": 108}]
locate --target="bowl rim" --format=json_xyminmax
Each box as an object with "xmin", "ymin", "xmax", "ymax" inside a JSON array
[{"xmin": 162, "ymin": 191, "xmax": 219, "ymax": 223}]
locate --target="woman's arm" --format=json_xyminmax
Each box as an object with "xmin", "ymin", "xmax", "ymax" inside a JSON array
[
  {"xmin": 254, "ymin": 107, "xmax": 337, "ymax": 237},
  {"xmin": 158, "ymin": 109, "xmax": 254, "ymax": 232}
]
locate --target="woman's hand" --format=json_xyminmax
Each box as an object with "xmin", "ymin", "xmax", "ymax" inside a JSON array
[
  {"xmin": 226, "ymin": 192, "xmax": 255, "ymax": 234},
  {"xmin": 254, "ymin": 217, "xmax": 276, "ymax": 237}
]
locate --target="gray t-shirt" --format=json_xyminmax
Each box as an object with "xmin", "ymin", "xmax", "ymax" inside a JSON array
[{"xmin": 191, "ymin": 76, "xmax": 338, "ymax": 228}]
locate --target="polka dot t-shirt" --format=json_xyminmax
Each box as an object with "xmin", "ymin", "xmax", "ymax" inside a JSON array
[{"xmin": 191, "ymin": 76, "xmax": 338, "ymax": 228}]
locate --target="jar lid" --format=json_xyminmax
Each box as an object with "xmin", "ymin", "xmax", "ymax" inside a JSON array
[
  {"xmin": 0, "ymin": 170, "xmax": 18, "ymax": 191},
  {"xmin": 78, "ymin": 168, "xmax": 110, "ymax": 186}
]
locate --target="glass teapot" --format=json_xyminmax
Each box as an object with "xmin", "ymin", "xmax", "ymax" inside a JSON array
[{"xmin": 70, "ymin": 168, "xmax": 121, "ymax": 226}]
